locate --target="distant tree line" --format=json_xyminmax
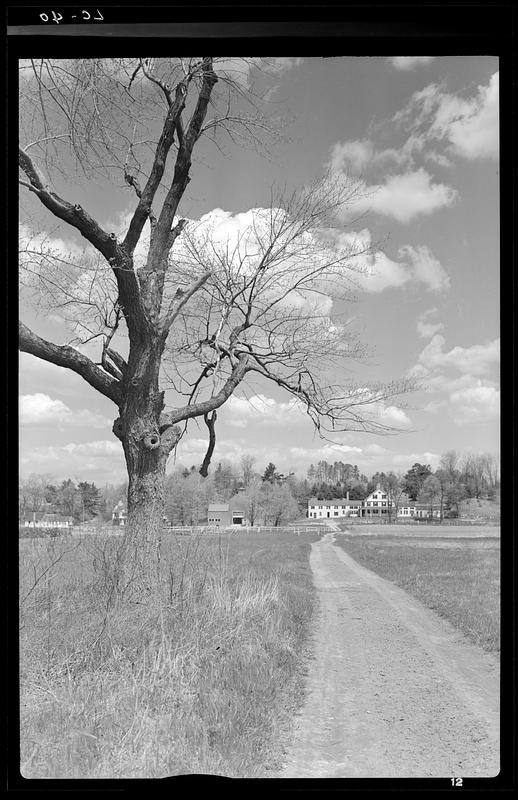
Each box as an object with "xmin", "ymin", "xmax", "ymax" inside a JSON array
[
  {"xmin": 305, "ymin": 451, "xmax": 499, "ymax": 520},
  {"xmin": 19, "ymin": 449, "xmax": 498, "ymax": 527},
  {"xmin": 163, "ymin": 457, "xmax": 300, "ymax": 527},
  {"xmin": 19, "ymin": 474, "xmax": 126, "ymax": 524}
]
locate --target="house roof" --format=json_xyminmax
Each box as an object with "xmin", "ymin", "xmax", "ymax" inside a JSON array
[
  {"xmin": 309, "ymin": 498, "xmax": 362, "ymax": 506},
  {"xmin": 208, "ymin": 503, "xmax": 229, "ymax": 512}
]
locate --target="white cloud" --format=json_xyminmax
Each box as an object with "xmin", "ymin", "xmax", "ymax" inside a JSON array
[
  {"xmin": 398, "ymin": 245, "xmax": 450, "ymax": 292},
  {"xmin": 391, "ymin": 451, "xmax": 441, "ymax": 469},
  {"xmin": 347, "ymin": 238, "xmax": 411, "ymax": 293},
  {"xmin": 395, "ymin": 72, "xmax": 499, "ymax": 161},
  {"xmin": 328, "ymin": 134, "xmax": 432, "ymax": 178},
  {"xmin": 349, "ymin": 169, "xmax": 457, "ymax": 223},
  {"xmin": 366, "ymin": 251, "xmax": 411, "ymax": 292},
  {"xmin": 20, "ymin": 393, "xmax": 112, "ymax": 429},
  {"xmin": 263, "ymin": 57, "xmax": 303, "ymax": 75},
  {"xmin": 20, "ymin": 393, "xmax": 69, "ymax": 425},
  {"xmin": 328, "ymin": 139, "xmax": 374, "ymax": 174},
  {"xmin": 449, "ymin": 383, "xmax": 500, "ymax": 425},
  {"xmin": 334, "ymin": 230, "xmax": 449, "ymax": 294},
  {"xmin": 288, "ymin": 444, "xmax": 363, "ymax": 461},
  {"xmin": 366, "ymin": 402, "xmax": 413, "ymax": 429},
  {"xmin": 410, "ymin": 333, "xmax": 500, "ymax": 428},
  {"xmin": 62, "ymin": 440, "xmax": 121, "ymax": 456},
  {"xmin": 213, "ymin": 57, "xmax": 302, "ymax": 90},
  {"xmin": 363, "ymin": 443, "xmax": 390, "ymax": 456},
  {"xmin": 222, "ymin": 393, "xmax": 308, "ymax": 428},
  {"xmin": 415, "ymin": 335, "xmax": 500, "ymax": 377},
  {"xmin": 422, "ymin": 380, "xmax": 499, "ymax": 425},
  {"xmin": 435, "ymin": 72, "xmax": 499, "ymax": 160},
  {"xmin": 388, "ymin": 57, "xmax": 436, "ymax": 70},
  {"xmin": 19, "ymin": 439, "xmax": 126, "ymax": 483},
  {"xmin": 416, "ymin": 308, "xmax": 445, "ymax": 339}
]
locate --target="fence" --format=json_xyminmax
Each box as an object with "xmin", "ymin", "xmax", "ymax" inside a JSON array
[
  {"xmin": 59, "ymin": 524, "xmax": 333, "ymax": 538},
  {"xmin": 161, "ymin": 524, "xmax": 333, "ymax": 536},
  {"xmin": 339, "ymin": 517, "xmax": 499, "ymax": 527}
]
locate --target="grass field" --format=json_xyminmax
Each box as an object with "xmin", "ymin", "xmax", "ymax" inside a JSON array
[
  {"xmin": 334, "ymin": 525, "xmax": 500, "ymax": 654},
  {"xmin": 19, "ymin": 529, "xmax": 321, "ymax": 778}
]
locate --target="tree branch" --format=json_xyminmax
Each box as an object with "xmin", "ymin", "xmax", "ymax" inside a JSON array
[
  {"xmin": 160, "ymin": 269, "xmax": 211, "ymax": 338},
  {"xmin": 19, "ymin": 147, "xmax": 118, "ymax": 264},
  {"xmin": 122, "ymin": 81, "xmax": 188, "ymax": 255},
  {"xmin": 169, "ymin": 353, "xmax": 249, "ymax": 424},
  {"xmin": 19, "ymin": 321, "xmax": 122, "ymax": 406},
  {"xmin": 199, "ymin": 411, "xmax": 217, "ymax": 477},
  {"xmin": 104, "ymin": 347, "xmax": 127, "ymax": 376},
  {"xmin": 139, "ymin": 57, "xmax": 173, "ymax": 107},
  {"xmin": 144, "ymin": 59, "xmax": 218, "ymax": 284}
]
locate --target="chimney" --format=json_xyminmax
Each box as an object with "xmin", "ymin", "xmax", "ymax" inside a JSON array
[{"xmin": 346, "ymin": 491, "xmax": 349, "ymax": 501}]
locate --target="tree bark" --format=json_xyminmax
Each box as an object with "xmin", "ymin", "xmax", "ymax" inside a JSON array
[{"xmin": 111, "ymin": 338, "xmax": 181, "ymax": 599}]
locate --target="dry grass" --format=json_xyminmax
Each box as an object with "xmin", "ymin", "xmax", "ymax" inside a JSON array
[
  {"xmin": 19, "ymin": 529, "xmax": 320, "ymax": 778},
  {"xmin": 334, "ymin": 532, "xmax": 500, "ymax": 654}
]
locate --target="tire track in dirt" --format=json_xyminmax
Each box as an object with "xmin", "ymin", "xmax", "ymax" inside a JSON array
[{"xmin": 276, "ymin": 532, "xmax": 499, "ymax": 779}]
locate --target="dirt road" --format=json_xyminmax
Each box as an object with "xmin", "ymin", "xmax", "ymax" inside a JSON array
[{"xmin": 276, "ymin": 531, "xmax": 499, "ymax": 779}]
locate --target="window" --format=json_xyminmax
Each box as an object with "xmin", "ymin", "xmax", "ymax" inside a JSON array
[{"xmin": 334, "ymin": 511, "xmax": 339, "ymax": 516}]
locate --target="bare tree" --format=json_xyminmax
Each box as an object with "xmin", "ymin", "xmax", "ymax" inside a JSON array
[
  {"xmin": 481, "ymin": 452, "xmax": 500, "ymax": 498},
  {"xmin": 417, "ymin": 475, "xmax": 441, "ymax": 518},
  {"xmin": 240, "ymin": 455, "xmax": 257, "ymax": 488},
  {"xmin": 461, "ymin": 454, "xmax": 487, "ymax": 499},
  {"xmin": 261, "ymin": 483, "xmax": 300, "ymax": 527},
  {"xmin": 439, "ymin": 450, "xmax": 461, "ymax": 481},
  {"xmin": 240, "ymin": 478, "xmax": 263, "ymax": 526},
  {"xmin": 381, "ymin": 472, "xmax": 405, "ymax": 523},
  {"xmin": 19, "ymin": 473, "xmax": 54, "ymax": 517},
  {"xmin": 19, "ymin": 57, "xmax": 413, "ymax": 587}
]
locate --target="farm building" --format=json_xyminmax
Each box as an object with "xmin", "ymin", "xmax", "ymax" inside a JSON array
[{"xmin": 207, "ymin": 490, "xmax": 249, "ymax": 526}]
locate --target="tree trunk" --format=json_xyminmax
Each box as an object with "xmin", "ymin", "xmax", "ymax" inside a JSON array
[
  {"xmin": 111, "ymin": 342, "xmax": 180, "ymax": 600},
  {"xmin": 116, "ymin": 447, "xmax": 168, "ymax": 601}
]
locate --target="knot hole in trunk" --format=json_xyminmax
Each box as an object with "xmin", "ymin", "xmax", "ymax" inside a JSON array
[{"xmin": 144, "ymin": 432, "xmax": 161, "ymax": 450}]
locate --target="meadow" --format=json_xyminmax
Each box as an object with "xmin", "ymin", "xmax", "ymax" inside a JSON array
[
  {"xmin": 19, "ymin": 528, "xmax": 321, "ymax": 778},
  {"xmin": 334, "ymin": 525, "xmax": 500, "ymax": 653}
]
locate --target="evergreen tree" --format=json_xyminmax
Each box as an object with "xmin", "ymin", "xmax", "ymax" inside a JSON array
[
  {"xmin": 262, "ymin": 462, "xmax": 282, "ymax": 483},
  {"xmin": 77, "ymin": 481, "xmax": 102, "ymax": 521},
  {"xmin": 403, "ymin": 463, "xmax": 432, "ymax": 501}
]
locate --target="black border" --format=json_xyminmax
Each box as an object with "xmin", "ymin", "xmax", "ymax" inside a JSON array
[{"xmin": 7, "ymin": 2, "xmax": 516, "ymax": 793}]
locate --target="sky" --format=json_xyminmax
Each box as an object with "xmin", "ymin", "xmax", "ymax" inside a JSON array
[{"xmin": 19, "ymin": 56, "xmax": 500, "ymax": 485}]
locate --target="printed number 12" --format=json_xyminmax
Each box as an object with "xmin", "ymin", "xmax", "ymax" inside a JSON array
[{"xmin": 451, "ymin": 777, "xmax": 463, "ymax": 787}]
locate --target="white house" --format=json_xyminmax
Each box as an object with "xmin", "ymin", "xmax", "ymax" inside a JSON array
[
  {"xmin": 307, "ymin": 485, "xmax": 441, "ymax": 521},
  {"xmin": 307, "ymin": 494, "xmax": 363, "ymax": 519},
  {"xmin": 112, "ymin": 500, "xmax": 127, "ymax": 526},
  {"xmin": 362, "ymin": 486, "xmax": 391, "ymax": 517}
]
